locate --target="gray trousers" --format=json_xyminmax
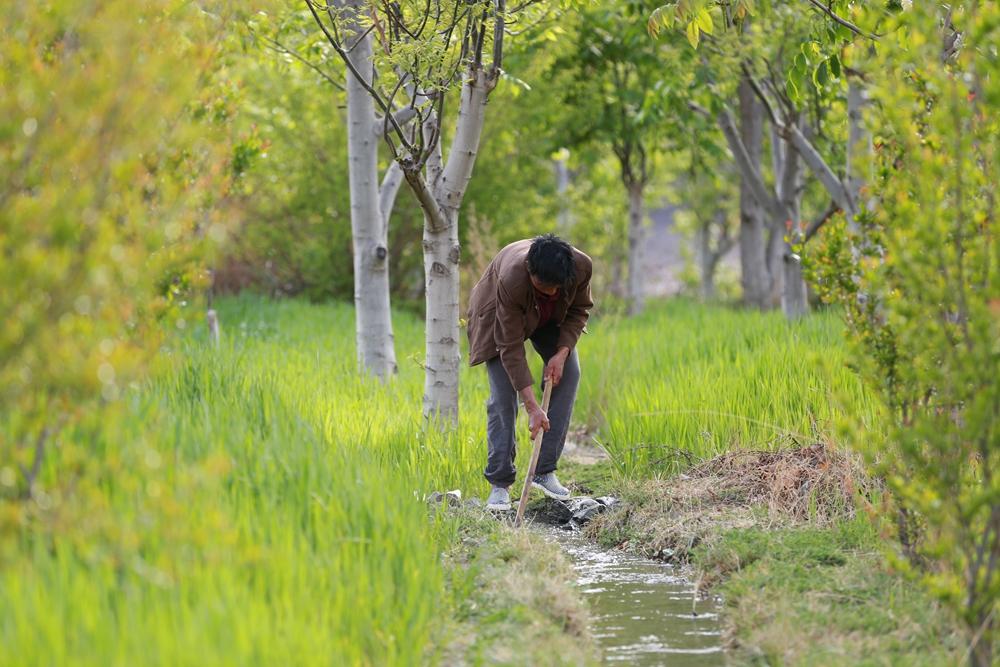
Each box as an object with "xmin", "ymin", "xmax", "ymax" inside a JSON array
[{"xmin": 484, "ymin": 324, "xmax": 580, "ymax": 488}]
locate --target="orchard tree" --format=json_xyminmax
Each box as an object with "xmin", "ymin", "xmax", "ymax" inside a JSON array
[
  {"xmin": 675, "ymin": 150, "xmax": 738, "ymax": 301},
  {"xmin": 251, "ymin": 7, "xmax": 406, "ymax": 379},
  {"xmin": 552, "ymin": 1, "xmax": 683, "ymax": 315},
  {"xmin": 649, "ymin": 0, "xmax": 879, "ymax": 317},
  {"xmin": 308, "ymin": 0, "xmax": 534, "ymax": 419},
  {"xmin": 335, "ymin": 1, "xmax": 407, "ymax": 380}
]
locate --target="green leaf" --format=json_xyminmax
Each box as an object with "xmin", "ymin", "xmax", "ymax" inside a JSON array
[
  {"xmin": 813, "ymin": 61, "xmax": 829, "ymax": 88},
  {"xmin": 829, "ymin": 54, "xmax": 842, "ymax": 78},
  {"xmin": 695, "ymin": 9, "xmax": 713, "ymax": 35},
  {"xmin": 686, "ymin": 20, "xmax": 700, "ymax": 49},
  {"xmin": 786, "ymin": 74, "xmax": 801, "ymax": 104}
]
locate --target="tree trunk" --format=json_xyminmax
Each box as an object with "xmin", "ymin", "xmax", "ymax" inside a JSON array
[
  {"xmin": 737, "ymin": 76, "xmax": 769, "ymax": 309},
  {"xmin": 969, "ymin": 616, "xmax": 994, "ymax": 667},
  {"xmin": 778, "ymin": 130, "xmax": 808, "ymax": 319},
  {"xmin": 766, "ymin": 225, "xmax": 785, "ymax": 308},
  {"xmin": 555, "ymin": 152, "xmax": 573, "ymax": 232},
  {"xmin": 626, "ymin": 180, "xmax": 645, "ymax": 315},
  {"xmin": 610, "ymin": 255, "xmax": 624, "ymax": 298},
  {"xmin": 782, "ymin": 252, "xmax": 808, "ymax": 318},
  {"xmin": 421, "ymin": 209, "xmax": 461, "ymax": 420},
  {"xmin": 697, "ymin": 224, "xmax": 716, "ymax": 301},
  {"xmin": 343, "ymin": 3, "xmax": 396, "ymax": 379},
  {"xmin": 845, "ymin": 76, "xmax": 868, "ymax": 233},
  {"xmin": 419, "ymin": 67, "xmax": 494, "ymax": 421},
  {"xmin": 766, "ymin": 122, "xmax": 785, "ymax": 309}
]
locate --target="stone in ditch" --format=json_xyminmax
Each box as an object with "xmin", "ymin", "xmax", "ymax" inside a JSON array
[
  {"xmin": 426, "ymin": 490, "xmax": 463, "ymax": 507},
  {"xmin": 567, "ymin": 497, "xmax": 605, "ymax": 524},
  {"xmin": 595, "ymin": 496, "xmax": 619, "ymax": 508},
  {"xmin": 537, "ymin": 498, "xmax": 574, "ymax": 524}
]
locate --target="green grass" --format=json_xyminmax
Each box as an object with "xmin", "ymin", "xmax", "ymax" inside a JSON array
[
  {"xmin": 693, "ymin": 520, "xmax": 963, "ymax": 665},
  {"xmin": 1, "ymin": 296, "xmax": 495, "ymax": 666},
  {"xmin": 577, "ymin": 300, "xmax": 884, "ymax": 475},
  {"xmin": 0, "ymin": 295, "xmax": 884, "ymax": 665}
]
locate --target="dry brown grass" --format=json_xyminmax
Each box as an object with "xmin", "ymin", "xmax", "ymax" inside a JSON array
[
  {"xmin": 584, "ymin": 442, "xmax": 873, "ymax": 562},
  {"xmin": 686, "ymin": 441, "xmax": 872, "ymax": 522}
]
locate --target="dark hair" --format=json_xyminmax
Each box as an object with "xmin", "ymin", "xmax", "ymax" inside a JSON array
[{"xmin": 527, "ymin": 234, "xmax": 576, "ymax": 289}]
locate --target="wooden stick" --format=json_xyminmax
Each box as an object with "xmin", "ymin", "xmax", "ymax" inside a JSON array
[{"xmin": 514, "ymin": 380, "xmax": 554, "ymax": 527}]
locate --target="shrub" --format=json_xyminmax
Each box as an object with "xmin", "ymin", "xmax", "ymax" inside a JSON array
[{"xmin": 812, "ymin": 4, "xmax": 999, "ymax": 664}]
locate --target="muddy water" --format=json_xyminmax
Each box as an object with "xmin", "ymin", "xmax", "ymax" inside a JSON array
[{"xmin": 543, "ymin": 527, "xmax": 724, "ymax": 666}]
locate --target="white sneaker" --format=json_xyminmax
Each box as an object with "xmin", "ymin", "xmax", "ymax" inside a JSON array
[
  {"xmin": 531, "ymin": 473, "xmax": 571, "ymax": 501},
  {"xmin": 486, "ymin": 485, "xmax": 512, "ymax": 511}
]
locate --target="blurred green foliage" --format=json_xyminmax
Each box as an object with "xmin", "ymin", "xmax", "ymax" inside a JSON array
[
  {"xmin": 1, "ymin": 0, "xmax": 240, "ymax": 503},
  {"xmin": 810, "ymin": 2, "xmax": 999, "ymax": 660}
]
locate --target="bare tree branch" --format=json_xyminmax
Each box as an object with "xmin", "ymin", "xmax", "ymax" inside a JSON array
[
  {"xmin": 374, "ymin": 106, "xmax": 420, "ymax": 138},
  {"xmin": 18, "ymin": 427, "xmax": 51, "ymax": 499},
  {"xmin": 785, "ymin": 123, "xmax": 856, "ymax": 214},
  {"xmin": 717, "ymin": 107, "xmax": 782, "ymax": 218},
  {"xmin": 687, "ymin": 100, "xmax": 711, "ymax": 117},
  {"xmin": 741, "ymin": 63, "xmax": 782, "ymax": 127},
  {"xmin": 805, "ymin": 0, "xmax": 879, "ymax": 41},
  {"xmin": 492, "ymin": 0, "xmax": 506, "ymax": 73},
  {"xmin": 379, "ymin": 160, "xmax": 405, "ymax": 232},
  {"xmin": 402, "ymin": 164, "xmax": 448, "ymax": 231},
  {"xmin": 255, "ymin": 32, "xmax": 345, "ymax": 91},
  {"xmin": 307, "ymin": 0, "xmax": 415, "ymax": 154}
]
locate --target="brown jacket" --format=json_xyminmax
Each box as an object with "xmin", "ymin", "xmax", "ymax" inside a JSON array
[{"xmin": 467, "ymin": 239, "xmax": 594, "ymax": 391}]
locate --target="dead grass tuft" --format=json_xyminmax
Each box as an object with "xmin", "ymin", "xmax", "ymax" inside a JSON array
[
  {"xmin": 685, "ymin": 441, "xmax": 872, "ymax": 522},
  {"xmin": 584, "ymin": 442, "xmax": 875, "ymax": 563}
]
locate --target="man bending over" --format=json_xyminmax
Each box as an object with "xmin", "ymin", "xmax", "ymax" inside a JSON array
[{"xmin": 466, "ymin": 234, "xmax": 594, "ymax": 510}]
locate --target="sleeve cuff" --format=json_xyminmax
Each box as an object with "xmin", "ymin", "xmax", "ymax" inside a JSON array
[
  {"xmin": 556, "ymin": 330, "xmax": 580, "ymax": 351},
  {"xmin": 510, "ymin": 369, "xmax": 534, "ymax": 393}
]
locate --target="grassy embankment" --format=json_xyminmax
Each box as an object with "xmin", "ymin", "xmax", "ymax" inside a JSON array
[
  {"xmin": 2, "ymin": 296, "xmax": 961, "ymax": 665},
  {"xmin": 574, "ymin": 301, "xmax": 963, "ymax": 665},
  {"xmin": 1, "ymin": 296, "xmax": 594, "ymax": 666}
]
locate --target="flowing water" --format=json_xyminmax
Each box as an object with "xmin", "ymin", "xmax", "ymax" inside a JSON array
[{"xmin": 543, "ymin": 527, "xmax": 724, "ymax": 666}]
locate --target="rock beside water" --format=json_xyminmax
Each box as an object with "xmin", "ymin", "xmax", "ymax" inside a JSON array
[
  {"xmin": 425, "ymin": 489, "xmax": 618, "ymax": 529},
  {"xmin": 562, "ymin": 495, "xmax": 618, "ymax": 530},
  {"xmin": 425, "ymin": 489, "xmax": 463, "ymax": 507}
]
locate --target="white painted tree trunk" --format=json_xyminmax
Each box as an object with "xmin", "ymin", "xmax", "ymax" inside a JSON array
[
  {"xmin": 737, "ymin": 76, "xmax": 770, "ymax": 309},
  {"xmin": 626, "ymin": 181, "xmax": 645, "ymax": 316},
  {"xmin": 343, "ymin": 2, "xmax": 396, "ymax": 379},
  {"xmin": 421, "ymin": 209, "xmax": 461, "ymax": 419},
  {"xmin": 419, "ymin": 68, "xmax": 494, "ymax": 421}
]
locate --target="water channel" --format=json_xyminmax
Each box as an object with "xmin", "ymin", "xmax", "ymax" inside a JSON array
[{"xmin": 541, "ymin": 527, "xmax": 725, "ymax": 666}]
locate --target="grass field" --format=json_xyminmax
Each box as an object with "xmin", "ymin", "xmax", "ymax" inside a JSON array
[
  {"xmin": 577, "ymin": 301, "xmax": 884, "ymax": 475},
  {"xmin": 1, "ymin": 295, "xmax": 880, "ymax": 664}
]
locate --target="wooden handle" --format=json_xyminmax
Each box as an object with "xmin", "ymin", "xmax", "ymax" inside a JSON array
[{"xmin": 514, "ymin": 380, "xmax": 554, "ymax": 527}]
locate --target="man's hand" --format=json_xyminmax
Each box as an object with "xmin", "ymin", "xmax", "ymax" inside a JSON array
[
  {"xmin": 544, "ymin": 347, "xmax": 571, "ymax": 387},
  {"xmin": 527, "ymin": 404, "xmax": 550, "ymax": 440}
]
